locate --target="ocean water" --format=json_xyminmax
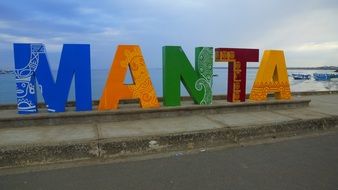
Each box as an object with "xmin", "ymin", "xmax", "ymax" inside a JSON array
[{"xmin": 1, "ymin": 68, "xmax": 338, "ymax": 105}]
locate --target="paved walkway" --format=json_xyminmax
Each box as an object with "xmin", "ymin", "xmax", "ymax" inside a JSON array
[{"xmin": 0, "ymin": 94, "xmax": 337, "ymax": 168}]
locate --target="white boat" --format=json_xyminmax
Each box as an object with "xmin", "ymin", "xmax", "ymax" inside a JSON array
[{"xmin": 291, "ymin": 73, "xmax": 311, "ymax": 80}]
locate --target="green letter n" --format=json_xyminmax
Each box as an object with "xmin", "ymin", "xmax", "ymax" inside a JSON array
[{"xmin": 162, "ymin": 46, "xmax": 213, "ymax": 106}]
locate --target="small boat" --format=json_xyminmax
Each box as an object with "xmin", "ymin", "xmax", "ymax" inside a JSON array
[
  {"xmin": 313, "ymin": 73, "xmax": 332, "ymax": 81},
  {"xmin": 291, "ymin": 73, "xmax": 311, "ymax": 80},
  {"xmin": 213, "ymin": 74, "xmax": 218, "ymax": 77},
  {"xmin": 331, "ymin": 73, "xmax": 338, "ymax": 78}
]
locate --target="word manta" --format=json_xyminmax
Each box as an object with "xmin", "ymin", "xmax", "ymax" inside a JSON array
[{"xmin": 13, "ymin": 44, "xmax": 291, "ymax": 114}]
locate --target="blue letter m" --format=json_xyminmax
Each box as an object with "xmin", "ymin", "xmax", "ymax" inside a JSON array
[{"xmin": 14, "ymin": 43, "xmax": 92, "ymax": 114}]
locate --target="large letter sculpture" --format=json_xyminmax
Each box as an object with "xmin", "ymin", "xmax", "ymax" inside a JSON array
[
  {"xmin": 249, "ymin": 50, "xmax": 291, "ymax": 101},
  {"xmin": 14, "ymin": 43, "xmax": 92, "ymax": 114},
  {"xmin": 215, "ymin": 48, "xmax": 259, "ymax": 102},
  {"xmin": 98, "ymin": 45, "xmax": 159, "ymax": 110},
  {"xmin": 163, "ymin": 46, "xmax": 213, "ymax": 106}
]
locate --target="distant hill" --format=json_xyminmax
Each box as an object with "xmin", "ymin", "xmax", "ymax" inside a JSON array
[
  {"xmin": 287, "ymin": 66, "xmax": 338, "ymax": 70},
  {"xmin": 0, "ymin": 69, "xmax": 14, "ymax": 74}
]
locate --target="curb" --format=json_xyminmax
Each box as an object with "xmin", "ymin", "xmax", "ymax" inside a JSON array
[
  {"xmin": 1, "ymin": 115, "xmax": 337, "ymax": 168},
  {"xmin": 0, "ymin": 99, "xmax": 310, "ymax": 128}
]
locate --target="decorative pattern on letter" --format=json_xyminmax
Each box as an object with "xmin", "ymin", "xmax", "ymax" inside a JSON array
[
  {"xmin": 98, "ymin": 45, "xmax": 159, "ymax": 110},
  {"xmin": 127, "ymin": 47, "xmax": 160, "ymax": 108},
  {"xmin": 249, "ymin": 50, "xmax": 291, "ymax": 101},
  {"xmin": 195, "ymin": 47, "xmax": 213, "ymax": 104},
  {"xmin": 15, "ymin": 44, "xmax": 45, "ymax": 113},
  {"xmin": 214, "ymin": 48, "xmax": 259, "ymax": 102}
]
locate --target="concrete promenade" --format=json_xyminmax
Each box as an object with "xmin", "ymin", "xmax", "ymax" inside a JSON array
[{"xmin": 0, "ymin": 92, "xmax": 337, "ymax": 168}]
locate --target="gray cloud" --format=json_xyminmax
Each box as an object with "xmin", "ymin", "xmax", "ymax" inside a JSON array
[{"xmin": 0, "ymin": 0, "xmax": 337, "ymax": 69}]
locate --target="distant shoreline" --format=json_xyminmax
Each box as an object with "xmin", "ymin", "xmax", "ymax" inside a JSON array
[
  {"xmin": 286, "ymin": 67, "xmax": 338, "ymax": 70},
  {"xmin": 0, "ymin": 70, "xmax": 14, "ymax": 74}
]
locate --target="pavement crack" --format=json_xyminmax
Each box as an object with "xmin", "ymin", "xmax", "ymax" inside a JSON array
[
  {"xmin": 93, "ymin": 123, "xmax": 101, "ymax": 157},
  {"xmin": 305, "ymin": 109, "xmax": 334, "ymax": 117},
  {"xmin": 204, "ymin": 115, "xmax": 231, "ymax": 128},
  {"xmin": 270, "ymin": 110, "xmax": 301, "ymax": 120}
]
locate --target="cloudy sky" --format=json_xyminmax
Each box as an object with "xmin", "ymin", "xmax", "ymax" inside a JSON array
[{"xmin": 0, "ymin": 0, "xmax": 337, "ymax": 70}]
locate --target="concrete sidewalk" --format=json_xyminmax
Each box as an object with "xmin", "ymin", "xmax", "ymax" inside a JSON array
[{"xmin": 0, "ymin": 93, "xmax": 337, "ymax": 168}]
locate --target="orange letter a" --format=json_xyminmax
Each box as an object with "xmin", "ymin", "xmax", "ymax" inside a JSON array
[
  {"xmin": 249, "ymin": 50, "xmax": 291, "ymax": 101},
  {"xmin": 98, "ymin": 45, "xmax": 159, "ymax": 110}
]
